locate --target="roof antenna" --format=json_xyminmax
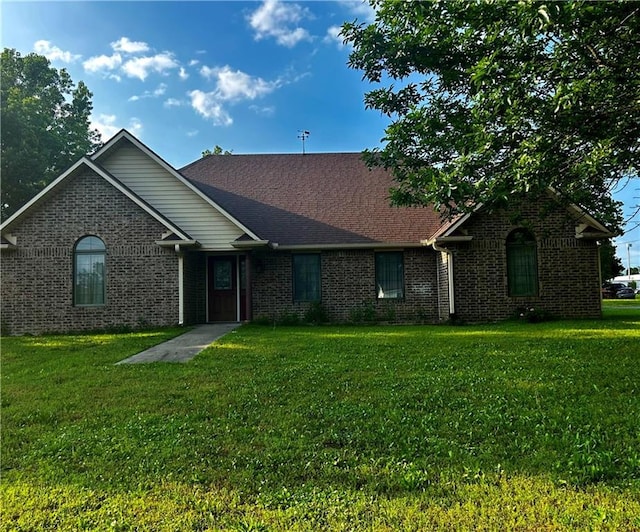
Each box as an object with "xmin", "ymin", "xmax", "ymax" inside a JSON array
[{"xmin": 297, "ymin": 130, "xmax": 310, "ymax": 155}]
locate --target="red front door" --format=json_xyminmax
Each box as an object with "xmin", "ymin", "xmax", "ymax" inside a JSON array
[{"xmin": 208, "ymin": 256, "xmax": 247, "ymax": 322}]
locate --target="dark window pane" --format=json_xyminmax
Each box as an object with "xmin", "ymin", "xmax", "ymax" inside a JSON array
[
  {"xmin": 293, "ymin": 254, "xmax": 321, "ymax": 302},
  {"xmin": 507, "ymin": 230, "xmax": 538, "ymax": 297},
  {"xmin": 74, "ymin": 236, "xmax": 106, "ymax": 305},
  {"xmin": 376, "ymin": 252, "xmax": 404, "ymax": 299},
  {"xmin": 214, "ymin": 261, "xmax": 233, "ymax": 290}
]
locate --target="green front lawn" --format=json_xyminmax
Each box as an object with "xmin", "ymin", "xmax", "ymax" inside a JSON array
[{"xmin": 2, "ymin": 306, "xmax": 639, "ymax": 530}]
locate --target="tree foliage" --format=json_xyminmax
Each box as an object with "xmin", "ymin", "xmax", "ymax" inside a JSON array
[
  {"xmin": 599, "ymin": 239, "xmax": 624, "ymax": 281},
  {"xmin": 1, "ymin": 48, "xmax": 101, "ymax": 220},
  {"xmin": 202, "ymin": 145, "xmax": 233, "ymax": 157},
  {"xmin": 342, "ymin": 1, "xmax": 639, "ymax": 231}
]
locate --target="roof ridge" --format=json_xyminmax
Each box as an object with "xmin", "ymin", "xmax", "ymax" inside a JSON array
[{"xmin": 179, "ymin": 151, "xmax": 365, "ymax": 171}]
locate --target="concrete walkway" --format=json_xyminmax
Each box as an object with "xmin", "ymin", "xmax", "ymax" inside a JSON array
[{"xmin": 116, "ymin": 323, "xmax": 241, "ymax": 364}]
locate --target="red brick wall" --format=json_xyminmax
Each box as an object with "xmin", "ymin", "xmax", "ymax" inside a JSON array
[
  {"xmin": 1, "ymin": 175, "xmax": 603, "ymax": 334},
  {"xmin": 449, "ymin": 200, "xmax": 602, "ymax": 322},
  {"xmin": 249, "ymin": 200, "xmax": 602, "ymax": 324},
  {"xmin": 1, "ymin": 170, "xmax": 180, "ymax": 335},
  {"xmin": 183, "ymin": 251, "xmax": 207, "ymax": 325},
  {"xmin": 250, "ymin": 248, "xmax": 439, "ymax": 323}
]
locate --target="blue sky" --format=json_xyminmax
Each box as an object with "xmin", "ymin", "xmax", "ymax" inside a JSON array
[{"xmin": 2, "ymin": 0, "xmax": 638, "ymax": 269}]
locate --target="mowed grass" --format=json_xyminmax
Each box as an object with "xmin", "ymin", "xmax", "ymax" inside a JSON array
[{"xmin": 2, "ymin": 303, "xmax": 639, "ymax": 530}]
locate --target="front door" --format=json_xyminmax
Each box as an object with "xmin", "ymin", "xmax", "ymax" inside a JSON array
[
  {"xmin": 208, "ymin": 256, "xmax": 237, "ymax": 322},
  {"xmin": 208, "ymin": 255, "xmax": 248, "ymax": 322}
]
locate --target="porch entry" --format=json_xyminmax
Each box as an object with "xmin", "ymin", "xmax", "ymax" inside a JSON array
[{"xmin": 207, "ymin": 255, "xmax": 247, "ymax": 322}]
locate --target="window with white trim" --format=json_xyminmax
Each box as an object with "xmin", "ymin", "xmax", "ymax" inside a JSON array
[{"xmin": 74, "ymin": 236, "xmax": 106, "ymax": 306}]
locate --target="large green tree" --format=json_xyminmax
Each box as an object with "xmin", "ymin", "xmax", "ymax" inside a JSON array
[
  {"xmin": 1, "ymin": 48, "xmax": 101, "ymax": 221},
  {"xmin": 599, "ymin": 239, "xmax": 624, "ymax": 281},
  {"xmin": 342, "ymin": 1, "xmax": 639, "ymax": 231}
]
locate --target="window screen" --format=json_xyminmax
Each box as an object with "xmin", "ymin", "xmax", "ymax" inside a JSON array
[{"xmin": 293, "ymin": 254, "xmax": 321, "ymax": 302}]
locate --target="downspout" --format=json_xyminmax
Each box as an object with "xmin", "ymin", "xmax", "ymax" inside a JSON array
[
  {"xmin": 175, "ymin": 244, "xmax": 184, "ymax": 325},
  {"xmin": 245, "ymin": 253, "xmax": 252, "ymax": 321},
  {"xmin": 236, "ymin": 256, "xmax": 241, "ymax": 322},
  {"xmin": 431, "ymin": 242, "xmax": 455, "ymax": 317},
  {"xmin": 435, "ymin": 252, "xmax": 441, "ymax": 319},
  {"xmin": 596, "ymin": 241, "xmax": 603, "ymax": 314}
]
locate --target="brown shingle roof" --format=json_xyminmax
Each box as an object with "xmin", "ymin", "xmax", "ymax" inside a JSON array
[{"xmin": 180, "ymin": 152, "xmax": 445, "ymax": 247}]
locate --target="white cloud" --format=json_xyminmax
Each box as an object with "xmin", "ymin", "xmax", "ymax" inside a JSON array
[
  {"xmin": 191, "ymin": 63, "xmax": 307, "ymax": 125},
  {"xmin": 199, "ymin": 65, "xmax": 217, "ymax": 79},
  {"xmin": 128, "ymin": 117, "xmax": 143, "ymax": 136},
  {"xmin": 324, "ymin": 25, "xmax": 345, "ymax": 48},
  {"xmin": 249, "ymin": 104, "xmax": 276, "ymax": 117},
  {"xmin": 33, "ymin": 40, "xmax": 81, "ymax": 63},
  {"xmin": 111, "ymin": 37, "xmax": 150, "ymax": 54},
  {"xmin": 164, "ymin": 97, "xmax": 183, "ymax": 108},
  {"xmin": 91, "ymin": 114, "xmax": 118, "ymax": 138},
  {"xmin": 188, "ymin": 90, "xmax": 233, "ymax": 126},
  {"xmin": 186, "ymin": 130, "xmax": 199, "ymax": 137},
  {"xmin": 201, "ymin": 65, "xmax": 279, "ymax": 101},
  {"xmin": 248, "ymin": 0, "xmax": 312, "ymax": 47},
  {"xmin": 83, "ymin": 53, "xmax": 123, "ymax": 76},
  {"xmin": 324, "ymin": 1, "xmax": 375, "ymax": 49},
  {"xmin": 122, "ymin": 53, "xmax": 179, "ymax": 81},
  {"xmin": 178, "ymin": 67, "xmax": 189, "ymax": 80},
  {"xmin": 90, "ymin": 114, "xmax": 142, "ymax": 139},
  {"xmin": 188, "ymin": 59, "xmax": 200, "ymax": 67},
  {"xmin": 340, "ymin": 0, "xmax": 376, "ymax": 23},
  {"xmin": 129, "ymin": 83, "xmax": 167, "ymax": 102}
]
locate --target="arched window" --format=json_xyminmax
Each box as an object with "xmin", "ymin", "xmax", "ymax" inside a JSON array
[
  {"xmin": 506, "ymin": 229, "xmax": 538, "ymax": 297},
  {"xmin": 74, "ymin": 236, "xmax": 106, "ymax": 306}
]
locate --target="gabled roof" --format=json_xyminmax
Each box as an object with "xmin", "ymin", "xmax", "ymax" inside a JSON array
[
  {"xmin": 424, "ymin": 188, "xmax": 615, "ymax": 245},
  {"xmin": 93, "ymin": 130, "xmax": 261, "ymax": 241},
  {"xmin": 0, "ymin": 156, "xmax": 194, "ymax": 244},
  {"xmin": 180, "ymin": 153, "xmax": 445, "ymax": 248}
]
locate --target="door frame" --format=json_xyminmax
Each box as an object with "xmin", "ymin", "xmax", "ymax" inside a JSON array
[{"xmin": 206, "ymin": 253, "xmax": 250, "ymax": 322}]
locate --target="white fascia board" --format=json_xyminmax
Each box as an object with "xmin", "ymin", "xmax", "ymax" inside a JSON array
[
  {"xmin": 569, "ymin": 206, "xmax": 616, "ymax": 236},
  {"xmin": 423, "ymin": 236, "xmax": 474, "ymax": 246},
  {"xmin": 546, "ymin": 187, "xmax": 615, "ymax": 236},
  {"xmin": 155, "ymin": 239, "xmax": 199, "ymax": 247},
  {"xmin": 89, "ymin": 128, "xmax": 129, "ymax": 159},
  {"xmin": 427, "ymin": 208, "xmax": 477, "ymax": 243},
  {"xmin": 84, "ymin": 159, "xmax": 193, "ymax": 242},
  {"xmin": 92, "ymin": 129, "xmax": 262, "ymax": 243},
  {"xmin": 1, "ymin": 156, "xmax": 192, "ymax": 243},
  {"xmin": 231, "ymin": 239, "xmax": 270, "ymax": 249},
  {"xmin": 443, "ymin": 211, "xmax": 474, "ymax": 236},
  {"xmin": 273, "ymin": 242, "xmax": 425, "ymax": 251}
]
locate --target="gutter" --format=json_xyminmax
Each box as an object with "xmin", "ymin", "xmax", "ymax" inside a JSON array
[
  {"xmin": 270, "ymin": 241, "xmax": 425, "ymax": 251},
  {"xmin": 230, "ymin": 239, "xmax": 270, "ymax": 249},
  {"xmin": 427, "ymin": 236, "xmax": 473, "ymax": 244},
  {"xmin": 154, "ymin": 239, "xmax": 199, "ymax": 248},
  {"xmin": 178, "ymin": 252, "xmax": 184, "ymax": 325},
  {"xmin": 154, "ymin": 240, "xmax": 199, "ymax": 326},
  {"xmin": 421, "ymin": 235, "xmax": 473, "ymax": 319},
  {"xmin": 429, "ymin": 240, "xmax": 456, "ymax": 318}
]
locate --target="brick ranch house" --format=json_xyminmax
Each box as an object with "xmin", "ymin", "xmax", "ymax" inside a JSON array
[{"xmin": 1, "ymin": 129, "xmax": 613, "ymax": 335}]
